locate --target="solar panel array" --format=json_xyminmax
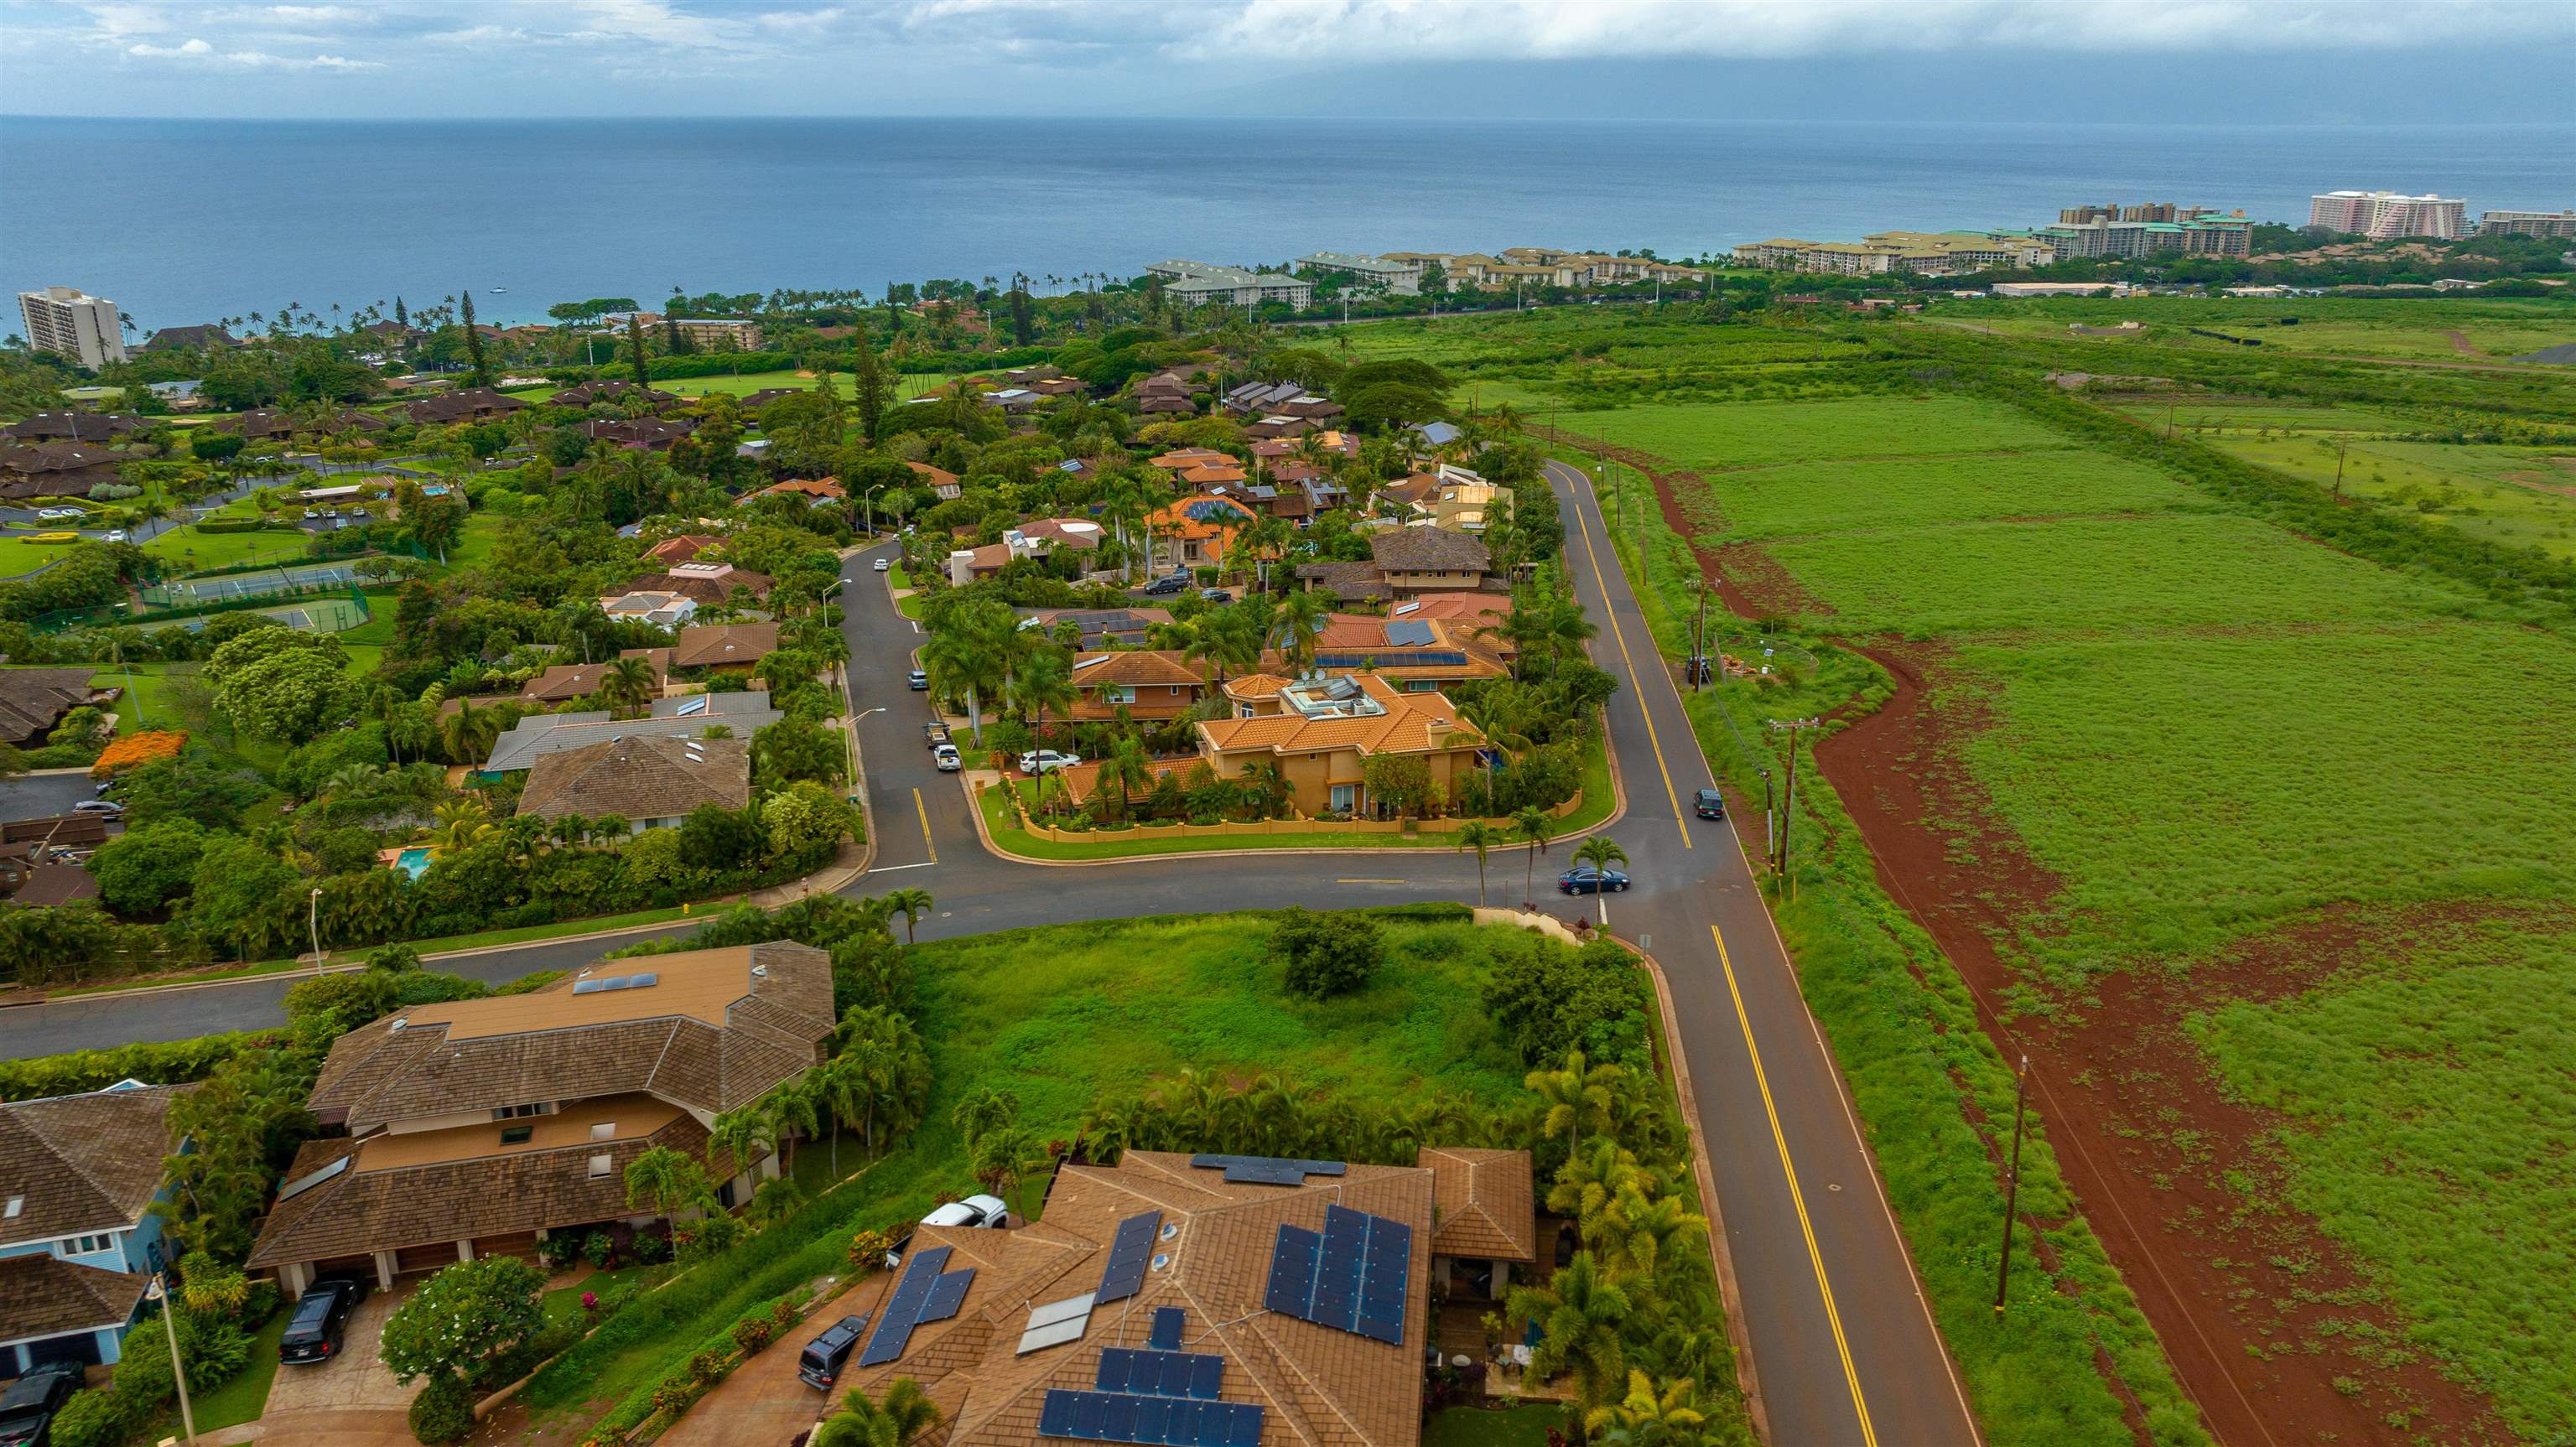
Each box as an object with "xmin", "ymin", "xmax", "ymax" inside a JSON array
[
  {"xmin": 1016, "ymin": 1292, "xmax": 1097, "ymax": 1356},
  {"xmin": 1095, "ymin": 1346, "xmax": 1223, "ymax": 1399},
  {"xmin": 1384, "ymin": 620, "xmax": 1437, "ymax": 646},
  {"xmin": 1312, "ymin": 650, "xmax": 1469, "ymax": 670},
  {"xmin": 1261, "ymin": 1204, "xmax": 1413, "ymax": 1344},
  {"xmin": 1039, "ymin": 1392, "xmax": 1265, "ymax": 1447},
  {"xmin": 857, "ymin": 1246, "xmax": 979, "ymax": 1367},
  {"xmin": 1187, "ymin": 1155, "xmax": 1348, "ymax": 1187},
  {"xmin": 570, "ymin": 972, "xmax": 659, "ymax": 996},
  {"xmin": 1095, "ymin": 1211, "xmax": 1161, "ymax": 1304},
  {"xmin": 1148, "ymin": 1307, "xmax": 1185, "ymax": 1351}
]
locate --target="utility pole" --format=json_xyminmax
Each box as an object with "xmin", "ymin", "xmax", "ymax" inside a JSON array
[
  {"xmin": 1995, "ymin": 1054, "xmax": 2031, "ymax": 1315},
  {"xmin": 2333, "ymin": 435, "xmax": 2349, "ymax": 500},
  {"xmin": 148, "ymin": 1271, "xmax": 198, "ymax": 1444},
  {"xmin": 1758, "ymin": 767, "xmax": 1774, "ymax": 864},
  {"xmin": 1766, "ymin": 717, "xmax": 1823, "ymax": 898},
  {"xmin": 1690, "ymin": 573, "xmax": 1711, "ymax": 692}
]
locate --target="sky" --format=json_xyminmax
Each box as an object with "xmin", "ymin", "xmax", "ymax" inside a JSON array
[{"xmin": 1, "ymin": 0, "xmax": 2573, "ymax": 122}]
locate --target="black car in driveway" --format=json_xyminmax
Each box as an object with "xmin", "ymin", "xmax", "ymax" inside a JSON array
[
  {"xmin": 797, "ymin": 1313, "xmax": 874, "ymax": 1390},
  {"xmin": 0, "ymin": 1363, "xmax": 81, "ymax": 1447},
  {"xmin": 278, "ymin": 1276, "xmax": 369, "ymax": 1365},
  {"xmin": 1557, "ymin": 863, "xmax": 1631, "ymax": 895},
  {"xmin": 1693, "ymin": 787, "xmax": 1726, "ymax": 820}
]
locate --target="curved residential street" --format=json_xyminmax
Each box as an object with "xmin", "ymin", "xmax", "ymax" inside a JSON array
[{"xmin": 1, "ymin": 466, "xmax": 1981, "ymax": 1447}]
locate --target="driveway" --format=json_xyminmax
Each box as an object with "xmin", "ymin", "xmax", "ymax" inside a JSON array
[
  {"xmin": 261, "ymin": 1283, "xmax": 419, "ymax": 1415},
  {"xmin": 653, "ymin": 1274, "xmax": 884, "ymax": 1447}
]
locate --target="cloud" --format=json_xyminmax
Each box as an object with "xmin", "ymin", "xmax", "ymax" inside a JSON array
[
  {"xmin": 122, "ymin": 34, "xmax": 380, "ymax": 67},
  {"xmin": 1179, "ymin": 0, "xmax": 2576, "ymax": 59}
]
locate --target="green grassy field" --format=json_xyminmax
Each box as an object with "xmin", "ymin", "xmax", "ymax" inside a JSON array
[
  {"xmin": 140, "ymin": 523, "xmax": 314, "ymax": 573},
  {"xmin": 1662, "ymin": 450, "xmax": 2198, "ymax": 541},
  {"xmin": 0, "ymin": 533, "xmax": 84, "ymax": 576},
  {"xmin": 1593, "ymin": 377, "xmax": 2576, "ymax": 1439},
  {"xmin": 1573, "ymin": 395, "xmax": 2070, "ymax": 471},
  {"xmin": 650, "ymin": 368, "xmax": 958, "ymax": 402},
  {"xmin": 2199, "ymin": 433, "xmax": 2576, "ymax": 559},
  {"xmin": 1933, "ymin": 296, "xmax": 2576, "ymax": 362}
]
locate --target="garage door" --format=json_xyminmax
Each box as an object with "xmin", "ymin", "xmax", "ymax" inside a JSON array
[
  {"xmin": 26, "ymin": 1331, "xmax": 103, "ymax": 1370},
  {"xmin": 309, "ymin": 1253, "xmax": 374, "ymax": 1280},
  {"xmin": 473, "ymin": 1232, "xmax": 540, "ymax": 1263},
  {"xmin": 396, "ymin": 1242, "xmax": 460, "ymax": 1275}
]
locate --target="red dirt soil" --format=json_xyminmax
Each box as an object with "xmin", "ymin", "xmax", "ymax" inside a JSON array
[
  {"xmin": 1581, "ymin": 430, "xmax": 2521, "ymax": 1446},
  {"xmin": 1815, "ymin": 643, "xmax": 2515, "ymax": 1447}
]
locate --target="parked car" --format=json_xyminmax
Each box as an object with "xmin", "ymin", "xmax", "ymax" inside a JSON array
[
  {"xmin": 102, "ymin": 529, "xmax": 129, "ymax": 543},
  {"xmin": 1018, "ymin": 749, "xmax": 1080, "ymax": 775},
  {"xmin": 1140, "ymin": 571, "xmax": 1192, "ymax": 597},
  {"xmin": 924, "ymin": 721, "xmax": 951, "ymax": 749},
  {"xmin": 1197, "ymin": 588, "xmax": 1233, "ymax": 604},
  {"xmin": 873, "ymin": 558, "xmax": 891, "ymax": 573},
  {"xmin": 278, "ymin": 1276, "xmax": 370, "ymax": 1365},
  {"xmin": 797, "ymin": 1314, "xmax": 873, "ymax": 1391},
  {"xmin": 1558, "ymin": 864, "xmax": 1630, "ymax": 895},
  {"xmin": 882, "ymin": 1194, "xmax": 1010, "ymax": 1268},
  {"xmin": 0, "ymin": 1362, "xmax": 82, "ymax": 1447},
  {"xmin": 934, "ymin": 743, "xmax": 963, "ymax": 772},
  {"xmin": 907, "ymin": 669, "xmax": 930, "ymax": 690},
  {"xmin": 71, "ymin": 800, "xmax": 124, "ymax": 817},
  {"xmin": 1693, "ymin": 787, "xmax": 1726, "ymax": 820},
  {"xmin": 35, "ymin": 508, "xmax": 80, "ymax": 521}
]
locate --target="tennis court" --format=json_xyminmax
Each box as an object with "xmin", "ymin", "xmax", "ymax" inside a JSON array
[
  {"xmin": 129, "ymin": 594, "xmax": 371, "ymax": 635},
  {"xmin": 148, "ymin": 563, "xmax": 361, "ymax": 607}
]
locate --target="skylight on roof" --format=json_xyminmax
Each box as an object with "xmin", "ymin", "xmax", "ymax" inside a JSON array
[{"xmin": 1072, "ymin": 655, "xmax": 1110, "ymax": 671}]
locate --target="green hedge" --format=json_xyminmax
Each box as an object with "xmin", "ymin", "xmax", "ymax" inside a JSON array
[
  {"xmin": 194, "ymin": 519, "xmax": 308, "ymax": 536},
  {"xmin": 0, "ymin": 1031, "xmax": 271, "ymax": 1102}
]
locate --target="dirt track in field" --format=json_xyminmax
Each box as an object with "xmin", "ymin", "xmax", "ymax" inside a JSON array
[{"xmin": 1587, "ymin": 433, "xmax": 2518, "ymax": 1446}]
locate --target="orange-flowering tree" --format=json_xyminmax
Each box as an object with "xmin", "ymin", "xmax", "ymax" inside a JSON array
[{"xmin": 89, "ymin": 729, "xmax": 188, "ymax": 780}]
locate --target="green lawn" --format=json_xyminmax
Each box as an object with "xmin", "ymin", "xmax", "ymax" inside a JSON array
[
  {"xmin": 1572, "ymin": 395, "xmax": 2070, "ymax": 472},
  {"xmin": 140, "ymin": 523, "xmax": 314, "ymax": 574},
  {"xmin": 974, "ymin": 734, "xmax": 1615, "ymax": 862},
  {"xmin": 2200, "ymin": 434, "xmax": 2576, "ymax": 560},
  {"xmin": 179, "ymin": 1304, "xmax": 289, "ymax": 1432},
  {"xmin": 650, "ymin": 368, "xmax": 959, "ymax": 402},
  {"xmin": 1424, "ymin": 1403, "xmax": 1563, "ymax": 1447}
]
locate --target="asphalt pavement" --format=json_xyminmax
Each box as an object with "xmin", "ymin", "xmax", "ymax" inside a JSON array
[
  {"xmin": 0, "ymin": 486, "xmax": 1987, "ymax": 1445},
  {"xmin": 0, "ymin": 772, "xmax": 105, "ymax": 823}
]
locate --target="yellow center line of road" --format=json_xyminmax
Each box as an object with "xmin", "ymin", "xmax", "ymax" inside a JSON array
[
  {"xmin": 913, "ymin": 787, "xmax": 937, "ymax": 865},
  {"xmin": 1568, "ymin": 469, "xmax": 1691, "ymax": 848},
  {"xmin": 1711, "ymin": 922, "xmax": 1877, "ymax": 1446}
]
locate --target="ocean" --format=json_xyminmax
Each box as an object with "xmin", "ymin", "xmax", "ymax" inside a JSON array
[{"xmin": 3, "ymin": 116, "xmax": 2570, "ymax": 332}]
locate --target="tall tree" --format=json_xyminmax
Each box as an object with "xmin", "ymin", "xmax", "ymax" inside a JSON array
[
  {"xmin": 626, "ymin": 311, "xmax": 652, "ymax": 390},
  {"xmin": 1513, "ymin": 805, "xmax": 1553, "ymax": 903},
  {"xmin": 459, "ymin": 288, "xmax": 488, "ymax": 386},
  {"xmin": 1572, "ymin": 835, "xmax": 1630, "ymax": 926},
  {"xmin": 849, "ymin": 324, "xmax": 891, "ymax": 438},
  {"xmin": 1455, "ymin": 820, "xmax": 1498, "ymax": 907}
]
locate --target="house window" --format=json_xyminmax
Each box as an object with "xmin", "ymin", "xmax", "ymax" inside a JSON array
[
  {"xmin": 590, "ymin": 1123, "xmax": 616, "ymax": 1141},
  {"xmin": 1405, "ymin": 680, "xmax": 1439, "ymax": 692},
  {"xmin": 588, "ymin": 1154, "xmax": 614, "ymax": 1179},
  {"xmin": 500, "ymin": 1126, "xmax": 534, "ymax": 1146},
  {"xmin": 3, "ymin": 1195, "xmax": 20, "ymax": 1219},
  {"xmin": 62, "ymin": 1232, "xmax": 115, "ymax": 1257},
  {"xmin": 1106, "ymin": 686, "xmax": 1136, "ymax": 704},
  {"xmin": 491, "ymin": 1102, "xmax": 548, "ymax": 1121},
  {"xmin": 1329, "ymin": 784, "xmax": 1357, "ymax": 813}
]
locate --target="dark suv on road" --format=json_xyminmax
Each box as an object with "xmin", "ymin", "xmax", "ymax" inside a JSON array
[
  {"xmin": 1693, "ymin": 787, "xmax": 1726, "ymax": 820},
  {"xmin": 278, "ymin": 1276, "xmax": 369, "ymax": 1365},
  {"xmin": 0, "ymin": 1362, "xmax": 82, "ymax": 1447}
]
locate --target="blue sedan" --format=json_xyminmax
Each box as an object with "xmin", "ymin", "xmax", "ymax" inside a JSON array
[{"xmin": 1557, "ymin": 864, "xmax": 1630, "ymax": 895}]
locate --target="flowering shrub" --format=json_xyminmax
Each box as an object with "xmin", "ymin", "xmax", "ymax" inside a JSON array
[
  {"xmin": 846, "ymin": 1228, "xmax": 895, "ymax": 1270},
  {"xmin": 730, "ymin": 1315, "xmax": 775, "ymax": 1354}
]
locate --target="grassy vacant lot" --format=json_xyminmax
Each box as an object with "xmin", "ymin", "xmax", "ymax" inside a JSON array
[
  {"xmin": 2155, "ymin": 416, "xmax": 2576, "ymax": 560},
  {"xmin": 650, "ymin": 368, "xmax": 958, "ymax": 402},
  {"xmin": 1581, "ymin": 371, "xmax": 2576, "ymax": 1439},
  {"xmin": 1934, "ymin": 295, "xmax": 2576, "ymax": 361},
  {"xmin": 514, "ymin": 910, "xmax": 1542, "ymax": 1435},
  {"xmin": 139, "ymin": 522, "xmax": 314, "ymax": 573}
]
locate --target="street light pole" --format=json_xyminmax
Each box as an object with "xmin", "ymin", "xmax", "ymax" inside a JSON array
[
  {"xmin": 307, "ymin": 886, "xmax": 324, "ymax": 966},
  {"xmin": 1995, "ymin": 1054, "xmax": 2031, "ymax": 1315},
  {"xmin": 863, "ymin": 484, "xmax": 887, "ymax": 537}
]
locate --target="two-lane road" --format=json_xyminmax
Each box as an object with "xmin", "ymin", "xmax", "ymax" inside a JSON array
[{"xmin": 3, "ymin": 499, "xmax": 1986, "ymax": 1447}]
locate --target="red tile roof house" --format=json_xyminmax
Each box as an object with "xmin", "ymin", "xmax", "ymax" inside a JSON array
[
  {"xmin": 246, "ymin": 941, "xmax": 833, "ymax": 1294},
  {"xmin": 1064, "ymin": 650, "xmax": 1215, "ymax": 720},
  {"xmin": 739, "ymin": 476, "xmax": 847, "ymax": 509},
  {"xmin": 646, "ymin": 533, "xmax": 724, "ymax": 567},
  {"xmin": 945, "ymin": 518, "xmax": 1107, "ymax": 585},
  {"xmin": 908, "ymin": 461, "xmax": 963, "ymax": 500},
  {"xmin": 719, "ymin": 1148, "xmax": 1534, "ymax": 1447}
]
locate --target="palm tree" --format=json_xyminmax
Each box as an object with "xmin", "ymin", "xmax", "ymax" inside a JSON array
[
  {"xmin": 1585, "ymin": 1371, "xmax": 1708, "ymax": 1447},
  {"xmin": 1513, "ymin": 806, "xmax": 1553, "ymax": 903},
  {"xmin": 1268, "ymin": 589, "xmax": 1331, "ymax": 676},
  {"xmin": 622, "ymin": 1144, "xmax": 709, "ymax": 1221},
  {"xmin": 745, "ymin": 1174, "xmax": 809, "ymax": 1228},
  {"xmin": 882, "ymin": 887, "xmax": 933, "ymax": 944},
  {"xmin": 1551, "ymin": 1137, "xmax": 1651, "ymax": 1237},
  {"xmin": 1454, "ymin": 821, "xmax": 1498, "ymax": 907},
  {"xmin": 1100, "ymin": 738, "xmax": 1155, "ymax": 822},
  {"xmin": 437, "ymin": 696, "xmax": 501, "ymax": 769},
  {"xmin": 763, "ymin": 1076, "xmax": 825, "ymax": 1173},
  {"xmin": 1459, "ymin": 699, "xmax": 1532, "ymax": 800},
  {"xmin": 1508, "ymin": 1250, "xmax": 1632, "ymax": 1412},
  {"xmin": 597, "ymin": 654, "xmax": 656, "ymax": 713},
  {"xmin": 1572, "ymin": 834, "xmax": 1629, "ymax": 926},
  {"xmin": 1528, "ymin": 1051, "xmax": 1625, "ymax": 1144},
  {"xmin": 1605, "ymin": 1188, "xmax": 1706, "ymax": 1279},
  {"xmin": 709, "ymin": 1105, "xmax": 780, "ymax": 1183},
  {"xmin": 423, "ymin": 797, "xmax": 497, "ymax": 858},
  {"xmin": 919, "ymin": 615, "xmax": 1008, "ymax": 745},
  {"xmin": 812, "ymin": 1377, "xmax": 941, "ymax": 1447}
]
